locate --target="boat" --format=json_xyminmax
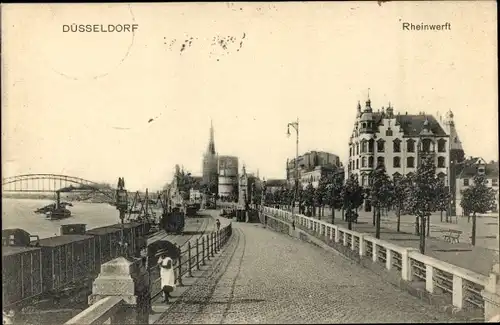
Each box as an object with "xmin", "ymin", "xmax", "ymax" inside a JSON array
[{"xmin": 45, "ymin": 208, "xmax": 72, "ymax": 220}]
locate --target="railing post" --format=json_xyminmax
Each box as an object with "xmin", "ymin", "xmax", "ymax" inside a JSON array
[
  {"xmin": 187, "ymin": 241, "xmax": 193, "ymax": 277},
  {"xmin": 386, "ymin": 249, "xmax": 392, "ymax": 270},
  {"xmin": 202, "ymin": 236, "xmax": 206, "ymax": 265},
  {"xmin": 206, "ymin": 235, "xmax": 211, "ymax": 261},
  {"xmin": 452, "ymin": 275, "xmax": 464, "ymax": 309},
  {"xmin": 196, "ymin": 238, "xmax": 200, "ymax": 270},
  {"xmin": 358, "ymin": 235, "xmax": 365, "ymax": 256},
  {"xmin": 401, "ymin": 249, "xmax": 411, "ymax": 281},
  {"xmin": 372, "ymin": 243, "xmax": 378, "ymax": 262},
  {"xmin": 211, "ymin": 233, "xmax": 215, "ymax": 257},
  {"xmin": 176, "ymin": 244, "xmax": 183, "ymax": 287},
  {"xmin": 425, "ymin": 265, "xmax": 434, "ymax": 293}
]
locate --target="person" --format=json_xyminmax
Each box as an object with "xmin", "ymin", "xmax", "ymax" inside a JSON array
[
  {"xmin": 157, "ymin": 251, "xmax": 175, "ymax": 303},
  {"xmin": 216, "ymin": 219, "xmax": 221, "ymax": 231}
]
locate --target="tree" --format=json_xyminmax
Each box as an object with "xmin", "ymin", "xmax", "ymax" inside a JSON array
[
  {"xmin": 304, "ymin": 182, "xmax": 316, "ymax": 217},
  {"xmin": 393, "ymin": 175, "xmax": 411, "ymax": 232},
  {"xmin": 341, "ymin": 174, "xmax": 364, "ymax": 230},
  {"xmin": 315, "ymin": 176, "xmax": 328, "ymax": 219},
  {"xmin": 369, "ymin": 164, "xmax": 394, "ymax": 239},
  {"xmin": 460, "ymin": 174, "xmax": 497, "ymax": 246},
  {"xmin": 325, "ymin": 173, "xmax": 343, "ymax": 224},
  {"xmin": 435, "ymin": 180, "xmax": 451, "ymax": 224},
  {"xmin": 405, "ymin": 156, "xmax": 439, "ymax": 254}
]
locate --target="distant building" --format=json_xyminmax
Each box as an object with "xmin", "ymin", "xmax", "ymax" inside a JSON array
[
  {"xmin": 202, "ymin": 121, "xmax": 218, "ymax": 194},
  {"xmin": 264, "ymin": 179, "xmax": 288, "ymax": 194},
  {"xmin": 455, "ymin": 158, "xmax": 499, "ymax": 215},
  {"xmin": 286, "ymin": 151, "xmax": 341, "ymax": 185},
  {"xmin": 348, "ymin": 96, "xmax": 453, "ymax": 210},
  {"xmin": 218, "ymin": 155, "xmax": 239, "ymax": 200},
  {"xmin": 299, "ymin": 165, "xmax": 345, "ymax": 189},
  {"xmin": 238, "ymin": 165, "xmax": 259, "ymax": 207},
  {"xmin": 189, "ymin": 188, "xmax": 202, "ymax": 202}
]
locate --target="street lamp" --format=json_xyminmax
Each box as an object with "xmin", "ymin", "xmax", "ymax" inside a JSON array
[
  {"xmin": 287, "ymin": 118, "xmax": 299, "ymax": 226},
  {"xmin": 116, "ymin": 177, "xmax": 129, "ymax": 256}
]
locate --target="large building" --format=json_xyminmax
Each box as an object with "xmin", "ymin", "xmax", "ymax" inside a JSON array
[
  {"xmin": 455, "ymin": 157, "xmax": 499, "ymax": 215},
  {"xmin": 348, "ymin": 97, "xmax": 453, "ymax": 209},
  {"xmin": 218, "ymin": 155, "xmax": 239, "ymax": 200},
  {"xmin": 286, "ymin": 151, "xmax": 341, "ymax": 185},
  {"xmin": 202, "ymin": 121, "xmax": 218, "ymax": 194},
  {"xmin": 299, "ymin": 165, "xmax": 345, "ymax": 189}
]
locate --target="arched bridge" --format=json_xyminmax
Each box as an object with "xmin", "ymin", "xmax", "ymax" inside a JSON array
[{"xmin": 1, "ymin": 174, "xmax": 115, "ymax": 196}]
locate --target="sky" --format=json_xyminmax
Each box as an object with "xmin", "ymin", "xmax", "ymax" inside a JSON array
[{"xmin": 2, "ymin": 2, "xmax": 497, "ymax": 192}]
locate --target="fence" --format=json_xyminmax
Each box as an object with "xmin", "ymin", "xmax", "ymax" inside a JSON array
[
  {"xmin": 149, "ymin": 224, "xmax": 233, "ymax": 298},
  {"xmin": 64, "ymin": 224, "xmax": 233, "ymax": 325},
  {"xmin": 262, "ymin": 206, "xmax": 498, "ymax": 316}
]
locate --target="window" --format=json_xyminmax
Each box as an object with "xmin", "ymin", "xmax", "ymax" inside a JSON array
[
  {"xmin": 356, "ymin": 159, "xmax": 359, "ymax": 169},
  {"xmin": 361, "ymin": 175, "xmax": 367, "ymax": 186},
  {"xmin": 368, "ymin": 139, "xmax": 374, "ymax": 153},
  {"xmin": 393, "ymin": 139, "xmax": 401, "ymax": 152},
  {"xmin": 407, "ymin": 139, "xmax": 415, "ymax": 153},
  {"xmin": 377, "ymin": 139, "xmax": 385, "ymax": 152},
  {"xmin": 386, "ymin": 129, "xmax": 393, "ymax": 136},
  {"xmin": 393, "ymin": 157, "xmax": 401, "ymax": 168},
  {"xmin": 362, "ymin": 122, "xmax": 366, "ymax": 129},
  {"xmin": 437, "ymin": 172, "xmax": 446, "ymax": 183},
  {"xmin": 437, "ymin": 139, "xmax": 446, "ymax": 152},
  {"xmin": 368, "ymin": 156, "xmax": 374, "ymax": 168},
  {"xmin": 437, "ymin": 157, "xmax": 445, "ymax": 168},
  {"xmin": 478, "ymin": 167, "xmax": 485, "ymax": 175},
  {"xmin": 361, "ymin": 140, "xmax": 367, "ymax": 153},
  {"xmin": 393, "ymin": 172, "xmax": 402, "ymax": 180},
  {"xmin": 407, "ymin": 157, "xmax": 415, "ymax": 168},
  {"xmin": 493, "ymin": 179, "xmax": 498, "ymax": 187},
  {"xmin": 421, "ymin": 139, "xmax": 432, "ymax": 152},
  {"xmin": 349, "ymin": 147, "xmax": 352, "ymax": 157},
  {"xmin": 362, "ymin": 157, "xmax": 367, "ymax": 168},
  {"xmin": 356, "ymin": 143, "xmax": 359, "ymax": 155},
  {"xmin": 377, "ymin": 157, "xmax": 385, "ymax": 167},
  {"xmin": 463, "ymin": 178, "xmax": 469, "ymax": 186}
]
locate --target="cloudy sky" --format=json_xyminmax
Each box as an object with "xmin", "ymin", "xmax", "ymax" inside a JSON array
[{"xmin": 2, "ymin": 2, "xmax": 497, "ymax": 191}]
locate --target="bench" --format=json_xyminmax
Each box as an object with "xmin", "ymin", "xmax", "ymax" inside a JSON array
[{"xmin": 443, "ymin": 229, "xmax": 462, "ymax": 243}]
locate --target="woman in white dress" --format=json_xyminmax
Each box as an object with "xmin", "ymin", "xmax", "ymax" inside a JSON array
[{"xmin": 157, "ymin": 251, "xmax": 176, "ymax": 303}]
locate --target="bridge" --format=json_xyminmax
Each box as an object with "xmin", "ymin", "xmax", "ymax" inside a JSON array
[{"xmin": 2, "ymin": 173, "xmax": 117, "ymax": 202}]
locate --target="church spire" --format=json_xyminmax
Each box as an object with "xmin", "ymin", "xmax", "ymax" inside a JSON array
[{"xmin": 207, "ymin": 119, "xmax": 216, "ymax": 155}]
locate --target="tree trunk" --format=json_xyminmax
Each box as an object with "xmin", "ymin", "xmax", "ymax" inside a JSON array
[
  {"xmin": 396, "ymin": 205, "xmax": 401, "ymax": 232},
  {"xmin": 419, "ymin": 216, "xmax": 426, "ymax": 254},
  {"xmin": 468, "ymin": 212, "xmax": 471, "ymax": 223},
  {"xmin": 426, "ymin": 213, "xmax": 430, "ymax": 237},
  {"xmin": 440, "ymin": 210, "xmax": 443, "ymax": 222},
  {"xmin": 415, "ymin": 216, "xmax": 419, "ymax": 235},
  {"xmin": 471, "ymin": 212, "xmax": 477, "ymax": 246},
  {"xmin": 375, "ymin": 207, "xmax": 381, "ymax": 239},
  {"xmin": 331, "ymin": 207, "xmax": 336, "ymax": 224},
  {"xmin": 342, "ymin": 207, "xmax": 345, "ymax": 221},
  {"xmin": 372, "ymin": 208, "xmax": 376, "ymax": 226}
]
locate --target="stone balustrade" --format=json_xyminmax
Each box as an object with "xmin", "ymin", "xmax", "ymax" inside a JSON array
[{"xmin": 262, "ymin": 206, "xmax": 499, "ymax": 320}]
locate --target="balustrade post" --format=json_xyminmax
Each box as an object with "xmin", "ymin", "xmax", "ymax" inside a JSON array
[
  {"xmin": 452, "ymin": 275, "xmax": 464, "ymax": 309},
  {"xmin": 401, "ymin": 249, "xmax": 412, "ymax": 281},
  {"xmin": 386, "ymin": 249, "xmax": 392, "ymax": 270},
  {"xmin": 187, "ymin": 241, "xmax": 193, "ymax": 277},
  {"xmin": 214, "ymin": 232, "xmax": 218, "ymax": 253},
  {"xmin": 351, "ymin": 233, "xmax": 355, "ymax": 251},
  {"xmin": 206, "ymin": 235, "xmax": 211, "ymax": 261},
  {"xmin": 372, "ymin": 243, "xmax": 378, "ymax": 262},
  {"xmin": 425, "ymin": 265, "xmax": 434, "ymax": 293},
  {"xmin": 343, "ymin": 232, "xmax": 348, "ymax": 246},
  {"xmin": 211, "ymin": 233, "xmax": 215, "ymax": 257},
  {"xmin": 196, "ymin": 238, "xmax": 200, "ymax": 270},
  {"xmin": 334, "ymin": 227, "xmax": 340, "ymax": 243},
  {"xmin": 359, "ymin": 235, "xmax": 365, "ymax": 256}
]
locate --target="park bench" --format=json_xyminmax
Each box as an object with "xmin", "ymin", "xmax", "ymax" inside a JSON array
[{"xmin": 443, "ymin": 229, "xmax": 462, "ymax": 243}]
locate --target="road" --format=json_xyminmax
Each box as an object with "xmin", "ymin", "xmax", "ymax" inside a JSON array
[{"xmin": 155, "ymin": 220, "xmax": 463, "ymax": 324}]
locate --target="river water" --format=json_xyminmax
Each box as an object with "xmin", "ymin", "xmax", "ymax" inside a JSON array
[{"xmin": 2, "ymin": 198, "xmax": 129, "ymax": 239}]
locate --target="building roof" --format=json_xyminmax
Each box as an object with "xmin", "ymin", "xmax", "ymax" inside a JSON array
[
  {"xmin": 2, "ymin": 246, "xmax": 41, "ymax": 257},
  {"xmin": 394, "ymin": 114, "xmax": 447, "ymax": 137},
  {"xmin": 457, "ymin": 158, "xmax": 499, "ymax": 178},
  {"xmin": 38, "ymin": 234, "xmax": 94, "ymax": 247}
]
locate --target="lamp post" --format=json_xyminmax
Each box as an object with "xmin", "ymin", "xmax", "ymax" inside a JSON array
[
  {"xmin": 287, "ymin": 118, "xmax": 299, "ymax": 225},
  {"xmin": 116, "ymin": 177, "xmax": 129, "ymax": 257}
]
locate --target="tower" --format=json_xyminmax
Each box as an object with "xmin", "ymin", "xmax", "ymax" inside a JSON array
[
  {"xmin": 202, "ymin": 120, "xmax": 218, "ymax": 194},
  {"xmin": 443, "ymin": 109, "xmax": 465, "ymax": 163}
]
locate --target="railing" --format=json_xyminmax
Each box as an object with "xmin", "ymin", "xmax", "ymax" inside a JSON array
[
  {"xmin": 262, "ymin": 206, "xmax": 497, "ymax": 315},
  {"xmin": 149, "ymin": 224, "xmax": 233, "ymax": 298},
  {"xmin": 65, "ymin": 224, "xmax": 233, "ymax": 325}
]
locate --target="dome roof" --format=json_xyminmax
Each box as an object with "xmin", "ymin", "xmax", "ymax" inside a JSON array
[{"xmin": 360, "ymin": 112, "xmax": 373, "ymax": 122}]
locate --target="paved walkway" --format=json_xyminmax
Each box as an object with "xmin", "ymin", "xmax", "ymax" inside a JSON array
[
  {"xmin": 155, "ymin": 221, "xmax": 464, "ymax": 324},
  {"xmin": 307, "ymin": 208, "xmax": 498, "ymax": 276}
]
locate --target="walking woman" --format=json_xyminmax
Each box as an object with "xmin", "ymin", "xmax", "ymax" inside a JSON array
[{"xmin": 157, "ymin": 250, "xmax": 176, "ymax": 303}]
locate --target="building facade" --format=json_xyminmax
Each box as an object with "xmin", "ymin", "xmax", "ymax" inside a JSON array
[
  {"xmin": 455, "ymin": 158, "xmax": 499, "ymax": 215},
  {"xmin": 238, "ymin": 165, "xmax": 259, "ymax": 207},
  {"xmin": 286, "ymin": 151, "xmax": 341, "ymax": 184},
  {"xmin": 202, "ymin": 121, "xmax": 218, "ymax": 194},
  {"xmin": 299, "ymin": 165, "xmax": 345, "ymax": 189},
  {"xmin": 348, "ymin": 97, "xmax": 451, "ymax": 209},
  {"xmin": 218, "ymin": 155, "xmax": 239, "ymax": 199}
]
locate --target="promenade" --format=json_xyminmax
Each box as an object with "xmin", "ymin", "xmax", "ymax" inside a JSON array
[
  {"xmin": 154, "ymin": 217, "xmax": 465, "ymax": 324},
  {"xmin": 305, "ymin": 208, "xmax": 498, "ymax": 276}
]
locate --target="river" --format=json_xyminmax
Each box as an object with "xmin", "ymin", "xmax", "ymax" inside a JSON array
[{"xmin": 2, "ymin": 198, "xmax": 137, "ymax": 239}]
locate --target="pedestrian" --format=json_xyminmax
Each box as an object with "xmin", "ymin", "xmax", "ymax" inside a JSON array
[
  {"xmin": 157, "ymin": 250, "xmax": 175, "ymax": 303},
  {"xmin": 216, "ymin": 219, "xmax": 221, "ymax": 231}
]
